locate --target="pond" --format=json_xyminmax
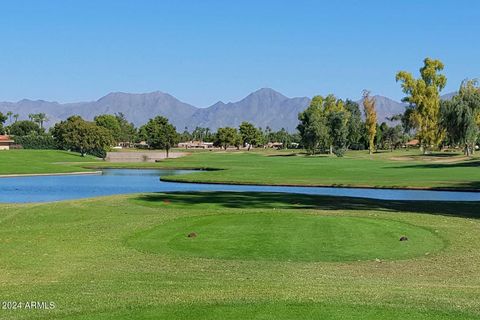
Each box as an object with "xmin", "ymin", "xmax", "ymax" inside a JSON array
[{"xmin": 0, "ymin": 169, "xmax": 479, "ymax": 203}]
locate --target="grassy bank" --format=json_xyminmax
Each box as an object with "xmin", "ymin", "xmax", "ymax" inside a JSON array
[
  {"xmin": 0, "ymin": 150, "xmax": 98, "ymax": 175},
  {"xmin": 100, "ymin": 149, "xmax": 480, "ymax": 190},
  {"xmin": 0, "ymin": 192, "xmax": 479, "ymax": 319}
]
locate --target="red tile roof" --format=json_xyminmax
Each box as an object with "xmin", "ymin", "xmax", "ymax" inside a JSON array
[{"xmin": 0, "ymin": 135, "xmax": 14, "ymax": 142}]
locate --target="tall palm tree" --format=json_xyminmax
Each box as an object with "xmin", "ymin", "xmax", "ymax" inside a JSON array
[
  {"xmin": 27, "ymin": 113, "xmax": 48, "ymax": 129},
  {"xmin": 13, "ymin": 114, "xmax": 19, "ymax": 123},
  {"xmin": 36, "ymin": 113, "xmax": 48, "ymax": 129},
  {"xmin": 6, "ymin": 111, "xmax": 13, "ymax": 124}
]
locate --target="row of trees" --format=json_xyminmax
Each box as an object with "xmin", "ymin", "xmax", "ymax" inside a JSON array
[
  {"xmin": 0, "ymin": 106, "xmax": 409, "ymax": 158},
  {"xmin": 297, "ymin": 57, "xmax": 480, "ymax": 157},
  {"xmin": 297, "ymin": 92, "xmax": 387, "ymax": 156},
  {"xmin": 178, "ymin": 124, "xmax": 300, "ymax": 149},
  {"xmin": 0, "ymin": 109, "xmax": 302, "ymax": 157}
]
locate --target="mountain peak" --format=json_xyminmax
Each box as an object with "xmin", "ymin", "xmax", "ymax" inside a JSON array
[
  {"xmin": 241, "ymin": 88, "xmax": 288, "ymax": 103},
  {"xmin": 252, "ymin": 87, "xmax": 286, "ymax": 97}
]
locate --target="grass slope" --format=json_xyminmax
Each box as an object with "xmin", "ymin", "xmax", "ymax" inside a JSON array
[
  {"xmin": 0, "ymin": 150, "xmax": 98, "ymax": 175},
  {"xmin": 0, "ymin": 192, "xmax": 479, "ymax": 319}
]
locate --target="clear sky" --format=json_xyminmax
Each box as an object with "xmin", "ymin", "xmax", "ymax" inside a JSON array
[{"xmin": 0, "ymin": 0, "xmax": 478, "ymax": 106}]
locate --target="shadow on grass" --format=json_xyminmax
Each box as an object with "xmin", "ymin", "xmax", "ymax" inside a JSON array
[
  {"xmin": 267, "ymin": 153, "xmax": 299, "ymax": 157},
  {"xmin": 135, "ymin": 192, "xmax": 480, "ymax": 219},
  {"xmin": 411, "ymin": 152, "xmax": 464, "ymax": 158},
  {"xmin": 392, "ymin": 159, "xmax": 480, "ymax": 169}
]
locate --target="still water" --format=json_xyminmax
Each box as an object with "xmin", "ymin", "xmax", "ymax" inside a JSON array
[{"xmin": 0, "ymin": 169, "xmax": 479, "ymax": 203}]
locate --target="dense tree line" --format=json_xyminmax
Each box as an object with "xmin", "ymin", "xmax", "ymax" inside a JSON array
[{"xmin": 297, "ymin": 94, "xmax": 383, "ymax": 157}]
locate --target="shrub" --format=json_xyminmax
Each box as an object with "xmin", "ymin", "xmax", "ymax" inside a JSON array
[{"xmin": 14, "ymin": 133, "xmax": 58, "ymax": 150}]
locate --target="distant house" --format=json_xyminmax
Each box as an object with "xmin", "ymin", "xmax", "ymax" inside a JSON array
[
  {"xmin": 265, "ymin": 142, "xmax": 283, "ymax": 149},
  {"xmin": 405, "ymin": 139, "xmax": 420, "ymax": 147},
  {"xmin": 0, "ymin": 135, "xmax": 16, "ymax": 150},
  {"xmin": 178, "ymin": 141, "xmax": 214, "ymax": 149}
]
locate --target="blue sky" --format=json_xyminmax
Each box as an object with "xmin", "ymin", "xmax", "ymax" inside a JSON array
[{"xmin": 0, "ymin": 0, "xmax": 478, "ymax": 106}]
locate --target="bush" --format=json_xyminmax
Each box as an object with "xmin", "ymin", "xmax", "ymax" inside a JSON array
[
  {"xmin": 333, "ymin": 146, "xmax": 346, "ymax": 157},
  {"xmin": 14, "ymin": 133, "xmax": 58, "ymax": 150}
]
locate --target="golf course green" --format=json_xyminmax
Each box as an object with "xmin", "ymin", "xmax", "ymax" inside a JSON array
[{"xmin": 129, "ymin": 213, "xmax": 443, "ymax": 262}]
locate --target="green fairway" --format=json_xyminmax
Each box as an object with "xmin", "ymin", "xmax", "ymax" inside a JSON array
[
  {"xmin": 0, "ymin": 150, "xmax": 98, "ymax": 175},
  {"xmin": 129, "ymin": 213, "xmax": 443, "ymax": 262},
  {"xmin": 0, "ymin": 192, "xmax": 479, "ymax": 319},
  {"xmin": 101, "ymin": 149, "xmax": 480, "ymax": 190}
]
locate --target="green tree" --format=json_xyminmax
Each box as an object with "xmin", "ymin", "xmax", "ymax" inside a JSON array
[
  {"xmin": 191, "ymin": 127, "xmax": 214, "ymax": 142},
  {"xmin": 179, "ymin": 127, "xmax": 193, "ymax": 143},
  {"xmin": 239, "ymin": 121, "xmax": 261, "ymax": 150},
  {"xmin": 115, "ymin": 113, "xmax": 137, "ymax": 144},
  {"xmin": 362, "ymin": 90, "xmax": 377, "ymax": 154},
  {"xmin": 297, "ymin": 96, "xmax": 330, "ymax": 154},
  {"xmin": 95, "ymin": 114, "xmax": 122, "ymax": 143},
  {"xmin": 298, "ymin": 95, "xmax": 346, "ymax": 155},
  {"xmin": 6, "ymin": 111, "xmax": 13, "ymax": 124},
  {"xmin": 29, "ymin": 113, "xmax": 48, "ymax": 129},
  {"xmin": 0, "ymin": 112, "xmax": 7, "ymax": 134},
  {"xmin": 8, "ymin": 120, "xmax": 42, "ymax": 136},
  {"xmin": 344, "ymin": 100, "xmax": 364, "ymax": 150},
  {"xmin": 139, "ymin": 116, "xmax": 178, "ymax": 157},
  {"xmin": 327, "ymin": 110, "xmax": 349, "ymax": 157},
  {"xmin": 383, "ymin": 124, "xmax": 405, "ymax": 151},
  {"xmin": 192, "ymin": 127, "xmax": 206, "ymax": 141},
  {"xmin": 51, "ymin": 116, "xmax": 114, "ymax": 157},
  {"xmin": 440, "ymin": 79, "xmax": 480, "ymax": 156},
  {"xmin": 214, "ymin": 127, "xmax": 240, "ymax": 150},
  {"xmin": 376, "ymin": 122, "xmax": 388, "ymax": 149},
  {"xmin": 13, "ymin": 114, "xmax": 19, "ymax": 123},
  {"xmin": 396, "ymin": 58, "xmax": 447, "ymax": 153},
  {"xmin": 273, "ymin": 128, "xmax": 292, "ymax": 149}
]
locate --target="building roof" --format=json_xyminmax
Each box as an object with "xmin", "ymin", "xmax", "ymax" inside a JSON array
[
  {"xmin": 0, "ymin": 135, "xmax": 14, "ymax": 142},
  {"xmin": 406, "ymin": 139, "xmax": 419, "ymax": 146}
]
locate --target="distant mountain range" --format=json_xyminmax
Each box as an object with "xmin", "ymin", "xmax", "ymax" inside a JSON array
[{"xmin": 0, "ymin": 88, "xmax": 457, "ymax": 132}]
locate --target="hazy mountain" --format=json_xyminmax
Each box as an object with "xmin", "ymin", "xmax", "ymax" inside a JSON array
[
  {"xmin": 355, "ymin": 95, "xmax": 405, "ymax": 123},
  {"xmin": 441, "ymin": 92, "xmax": 457, "ymax": 100},
  {"xmin": 0, "ymin": 91, "xmax": 197, "ymax": 129},
  {"xmin": 189, "ymin": 88, "xmax": 310, "ymax": 131},
  {"xmin": 0, "ymin": 88, "xmax": 457, "ymax": 132},
  {"xmin": 0, "ymin": 88, "xmax": 311, "ymax": 131}
]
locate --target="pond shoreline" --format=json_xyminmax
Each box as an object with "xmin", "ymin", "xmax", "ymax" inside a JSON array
[
  {"xmin": 0, "ymin": 171, "xmax": 103, "ymax": 178},
  {"xmin": 159, "ymin": 176, "xmax": 480, "ymax": 193},
  {"xmin": 2, "ymin": 167, "xmax": 480, "ymax": 193}
]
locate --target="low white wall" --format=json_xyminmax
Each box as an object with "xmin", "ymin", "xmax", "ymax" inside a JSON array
[{"xmin": 105, "ymin": 151, "xmax": 186, "ymax": 162}]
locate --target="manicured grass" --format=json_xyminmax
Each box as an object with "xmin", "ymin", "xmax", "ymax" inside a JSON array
[
  {"xmin": 129, "ymin": 213, "xmax": 443, "ymax": 262},
  {"xmin": 0, "ymin": 192, "xmax": 479, "ymax": 319},
  {"xmin": 99, "ymin": 149, "xmax": 480, "ymax": 190},
  {"xmin": 0, "ymin": 150, "xmax": 98, "ymax": 175},
  {"xmin": 60, "ymin": 302, "xmax": 480, "ymax": 320}
]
